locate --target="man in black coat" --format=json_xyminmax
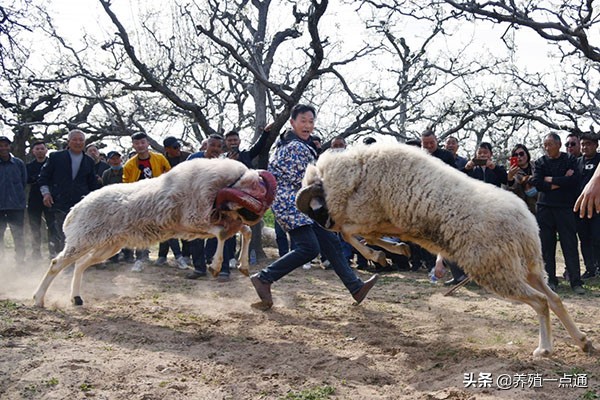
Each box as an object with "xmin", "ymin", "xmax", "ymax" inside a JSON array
[
  {"xmin": 530, "ymin": 132, "xmax": 584, "ymax": 294},
  {"xmin": 38, "ymin": 129, "xmax": 98, "ymax": 256},
  {"xmin": 26, "ymin": 141, "xmax": 57, "ymax": 259}
]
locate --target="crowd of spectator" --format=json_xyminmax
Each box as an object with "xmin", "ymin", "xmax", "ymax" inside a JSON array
[{"xmin": 1, "ymin": 117, "xmax": 599, "ymax": 302}]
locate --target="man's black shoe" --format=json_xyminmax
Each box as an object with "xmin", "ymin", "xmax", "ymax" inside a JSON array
[{"xmin": 186, "ymin": 270, "xmax": 207, "ymax": 280}]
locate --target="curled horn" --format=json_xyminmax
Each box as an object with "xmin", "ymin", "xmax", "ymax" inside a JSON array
[
  {"xmin": 258, "ymin": 170, "xmax": 277, "ymax": 207},
  {"xmin": 216, "ymin": 188, "xmax": 263, "ymax": 214},
  {"xmin": 296, "ymin": 182, "xmax": 334, "ymax": 228},
  {"xmin": 296, "ymin": 183, "xmax": 326, "ymax": 217}
]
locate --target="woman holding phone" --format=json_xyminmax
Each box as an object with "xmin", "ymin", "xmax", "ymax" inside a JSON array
[{"xmin": 505, "ymin": 144, "xmax": 538, "ymax": 214}]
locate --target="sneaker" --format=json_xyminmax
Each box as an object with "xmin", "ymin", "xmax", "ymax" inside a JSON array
[
  {"xmin": 321, "ymin": 260, "xmax": 332, "ymax": 270},
  {"xmin": 155, "ymin": 256, "xmax": 167, "ymax": 265},
  {"xmin": 302, "ymin": 263, "xmax": 311, "ymax": 270},
  {"xmin": 217, "ymin": 274, "xmax": 231, "ymax": 283},
  {"xmin": 182, "ymin": 256, "xmax": 191, "ymax": 265},
  {"xmin": 573, "ymin": 285, "xmax": 586, "ymax": 295},
  {"xmin": 131, "ymin": 260, "xmax": 144, "ymax": 272},
  {"xmin": 176, "ymin": 256, "xmax": 189, "ymax": 270},
  {"xmin": 581, "ymin": 271, "xmax": 597, "ymax": 280}
]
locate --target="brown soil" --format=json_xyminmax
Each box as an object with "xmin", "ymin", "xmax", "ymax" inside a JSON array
[{"xmin": 0, "ymin": 248, "xmax": 598, "ymax": 400}]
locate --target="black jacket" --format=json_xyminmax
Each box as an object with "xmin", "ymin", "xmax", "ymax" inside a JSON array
[
  {"xmin": 530, "ymin": 152, "xmax": 580, "ymax": 208},
  {"xmin": 38, "ymin": 150, "xmax": 98, "ymax": 212}
]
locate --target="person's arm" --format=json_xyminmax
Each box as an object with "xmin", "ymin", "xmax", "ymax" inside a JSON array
[
  {"xmin": 529, "ymin": 158, "xmax": 553, "ymax": 192},
  {"xmin": 246, "ymin": 127, "xmax": 271, "ymax": 159},
  {"xmin": 575, "ymin": 165, "xmax": 600, "ymax": 218},
  {"xmin": 551, "ymin": 157, "xmax": 579, "ymax": 189}
]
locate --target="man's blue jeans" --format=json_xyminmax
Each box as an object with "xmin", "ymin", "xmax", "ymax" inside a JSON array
[{"xmin": 256, "ymin": 222, "xmax": 364, "ymax": 295}]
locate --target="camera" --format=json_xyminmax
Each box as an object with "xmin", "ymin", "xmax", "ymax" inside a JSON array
[
  {"xmin": 510, "ymin": 156, "xmax": 518, "ymax": 168},
  {"xmin": 473, "ymin": 158, "xmax": 487, "ymax": 166}
]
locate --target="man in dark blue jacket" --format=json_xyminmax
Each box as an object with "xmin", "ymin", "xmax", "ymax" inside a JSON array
[
  {"xmin": 38, "ymin": 129, "xmax": 98, "ymax": 256},
  {"xmin": 530, "ymin": 132, "xmax": 584, "ymax": 294}
]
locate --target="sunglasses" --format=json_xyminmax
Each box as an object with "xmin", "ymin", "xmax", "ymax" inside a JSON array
[
  {"xmin": 565, "ymin": 142, "xmax": 578, "ymax": 147},
  {"xmin": 513, "ymin": 151, "xmax": 526, "ymax": 157}
]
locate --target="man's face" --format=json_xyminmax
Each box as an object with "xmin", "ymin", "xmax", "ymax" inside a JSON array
[
  {"xmin": 331, "ymin": 138, "xmax": 346, "ymax": 149},
  {"xmin": 225, "ymin": 134, "xmax": 240, "ymax": 151},
  {"xmin": 0, "ymin": 141, "xmax": 10, "ymax": 158},
  {"xmin": 165, "ymin": 146, "xmax": 181, "ymax": 158},
  {"xmin": 581, "ymin": 139, "xmax": 598, "ymax": 159},
  {"xmin": 68, "ymin": 132, "xmax": 86, "ymax": 154},
  {"xmin": 290, "ymin": 111, "xmax": 315, "ymax": 140},
  {"xmin": 543, "ymin": 136, "xmax": 561, "ymax": 158},
  {"xmin": 107, "ymin": 155, "xmax": 122, "ymax": 167},
  {"xmin": 421, "ymin": 135, "xmax": 438, "ymax": 154},
  {"xmin": 476, "ymin": 147, "xmax": 492, "ymax": 160},
  {"xmin": 132, "ymin": 138, "xmax": 149, "ymax": 155},
  {"xmin": 205, "ymin": 138, "xmax": 223, "ymax": 158},
  {"xmin": 31, "ymin": 144, "xmax": 48, "ymax": 160},
  {"xmin": 565, "ymin": 136, "xmax": 581, "ymax": 157},
  {"xmin": 86, "ymin": 146, "xmax": 100, "ymax": 161},
  {"xmin": 445, "ymin": 138, "xmax": 458, "ymax": 154}
]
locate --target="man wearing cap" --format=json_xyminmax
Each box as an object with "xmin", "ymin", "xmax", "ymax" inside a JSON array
[
  {"xmin": 101, "ymin": 151, "xmax": 124, "ymax": 186},
  {"xmin": 158, "ymin": 136, "xmax": 191, "ymax": 269},
  {"xmin": 122, "ymin": 132, "xmax": 171, "ymax": 272},
  {"xmin": 0, "ymin": 136, "xmax": 27, "ymax": 263},
  {"xmin": 163, "ymin": 136, "xmax": 191, "ymax": 168},
  {"xmin": 39, "ymin": 129, "xmax": 98, "ymax": 257},
  {"xmin": 26, "ymin": 141, "xmax": 56, "ymax": 259}
]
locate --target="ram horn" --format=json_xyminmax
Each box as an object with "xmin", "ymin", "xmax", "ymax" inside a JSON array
[
  {"xmin": 215, "ymin": 188, "xmax": 263, "ymax": 214},
  {"xmin": 258, "ymin": 170, "xmax": 277, "ymax": 207},
  {"xmin": 296, "ymin": 183, "xmax": 325, "ymax": 215}
]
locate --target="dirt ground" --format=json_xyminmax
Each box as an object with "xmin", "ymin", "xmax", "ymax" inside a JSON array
[{"xmin": 0, "ymin": 247, "xmax": 599, "ymax": 400}]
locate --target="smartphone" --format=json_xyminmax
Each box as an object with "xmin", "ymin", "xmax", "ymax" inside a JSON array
[
  {"xmin": 473, "ymin": 158, "xmax": 487, "ymax": 166},
  {"xmin": 510, "ymin": 156, "xmax": 518, "ymax": 168}
]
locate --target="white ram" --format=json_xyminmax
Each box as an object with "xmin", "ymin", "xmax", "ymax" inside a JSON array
[
  {"xmin": 296, "ymin": 143, "xmax": 592, "ymax": 357},
  {"xmin": 33, "ymin": 158, "xmax": 276, "ymax": 307}
]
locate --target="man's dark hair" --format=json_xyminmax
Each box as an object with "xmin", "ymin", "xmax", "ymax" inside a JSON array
[
  {"xmin": 545, "ymin": 132, "xmax": 562, "ymax": 143},
  {"xmin": 405, "ymin": 139, "xmax": 421, "ymax": 147},
  {"xmin": 30, "ymin": 140, "xmax": 46, "ymax": 148},
  {"xmin": 291, "ymin": 104, "xmax": 316, "ymax": 120},
  {"xmin": 479, "ymin": 142, "xmax": 493, "ymax": 153},
  {"xmin": 566, "ymin": 132, "xmax": 581, "ymax": 139},
  {"xmin": 225, "ymin": 130, "xmax": 240, "ymax": 138},
  {"xmin": 363, "ymin": 137, "xmax": 376, "ymax": 145},
  {"xmin": 421, "ymin": 128, "xmax": 436, "ymax": 139},
  {"xmin": 311, "ymin": 135, "xmax": 322, "ymax": 143},
  {"xmin": 208, "ymin": 134, "xmax": 224, "ymax": 141},
  {"xmin": 131, "ymin": 132, "xmax": 148, "ymax": 140},
  {"xmin": 581, "ymin": 133, "xmax": 598, "ymax": 143}
]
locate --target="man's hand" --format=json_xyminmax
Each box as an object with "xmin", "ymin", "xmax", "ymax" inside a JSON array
[{"xmin": 43, "ymin": 193, "xmax": 54, "ymax": 208}]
